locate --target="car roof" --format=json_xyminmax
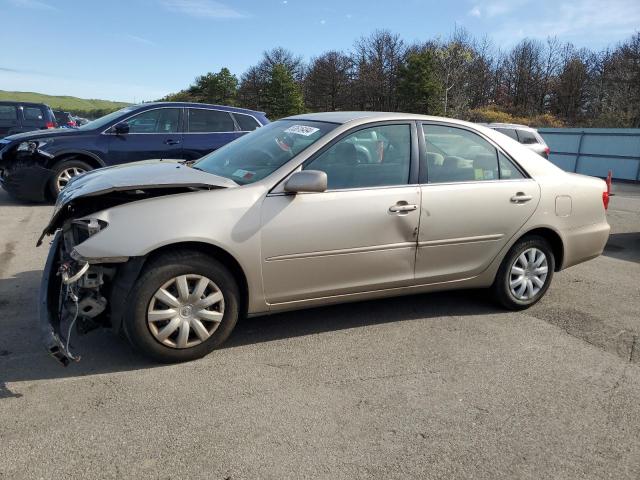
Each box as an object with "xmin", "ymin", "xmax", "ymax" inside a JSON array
[
  {"xmin": 284, "ymin": 111, "xmax": 484, "ymax": 127},
  {"xmin": 0, "ymin": 100, "xmax": 50, "ymax": 108},
  {"xmin": 138, "ymin": 101, "xmax": 265, "ymax": 116}
]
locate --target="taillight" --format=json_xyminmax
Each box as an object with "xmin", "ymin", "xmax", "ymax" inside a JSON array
[
  {"xmin": 603, "ymin": 170, "xmax": 613, "ymax": 210},
  {"xmin": 45, "ymin": 121, "xmax": 55, "ymax": 129},
  {"xmin": 68, "ymin": 121, "xmax": 77, "ymax": 127},
  {"xmin": 544, "ymin": 146, "xmax": 550, "ymax": 157}
]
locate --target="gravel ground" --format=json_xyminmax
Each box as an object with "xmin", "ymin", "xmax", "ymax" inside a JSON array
[{"xmin": 0, "ymin": 184, "xmax": 639, "ymax": 479}]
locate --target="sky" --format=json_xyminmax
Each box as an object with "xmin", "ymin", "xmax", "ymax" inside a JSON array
[{"xmin": 1, "ymin": 0, "xmax": 639, "ymax": 102}]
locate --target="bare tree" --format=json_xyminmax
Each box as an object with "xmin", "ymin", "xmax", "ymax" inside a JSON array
[
  {"xmin": 304, "ymin": 51, "xmax": 354, "ymax": 111},
  {"xmin": 434, "ymin": 28, "xmax": 475, "ymax": 116},
  {"xmin": 353, "ymin": 30, "xmax": 406, "ymax": 110}
]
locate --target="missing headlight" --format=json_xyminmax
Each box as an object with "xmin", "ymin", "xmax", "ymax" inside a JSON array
[{"xmin": 70, "ymin": 218, "xmax": 109, "ymax": 244}]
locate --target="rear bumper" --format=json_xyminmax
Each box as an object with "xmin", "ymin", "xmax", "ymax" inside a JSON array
[{"xmin": 562, "ymin": 221, "xmax": 611, "ymax": 269}]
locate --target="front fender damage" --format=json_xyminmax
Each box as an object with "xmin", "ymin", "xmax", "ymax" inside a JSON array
[
  {"xmin": 39, "ymin": 231, "xmax": 79, "ymax": 365},
  {"xmin": 39, "ymin": 229, "xmax": 122, "ymax": 366},
  {"xmin": 36, "ymin": 161, "xmax": 238, "ymax": 365}
]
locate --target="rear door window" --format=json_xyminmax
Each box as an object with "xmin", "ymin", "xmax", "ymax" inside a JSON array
[
  {"xmin": 516, "ymin": 129, "xmax": 538, "ymax": 144},
  {"xmin": 0, "ymin": 106, "xmax": 18, "ymax": 127},
  {"xmin": 188, "ymin": 109, "xmax": 235, "ymax": 133},
  {"xmin": 233, "ymin": 113, "xmax": 261, "ymax": 131},
  {"xmin": 422, "ymin": 124, "xmax": 499, "ymax": 183},
  {"xmin": 498, "ymin": 152, "xmax": 525, "ymax": 179},
  {"xmin": 22, "ymin": 106, "xmax": 46, "ymax": 127}
]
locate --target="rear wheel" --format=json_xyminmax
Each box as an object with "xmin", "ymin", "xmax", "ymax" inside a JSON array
[
  {"xmin": 49, "ymin": 158, "xmax": 92, "ymax": 198},
  {"xmin": 123, "ymin": 251, "xmax": 240, "ymax": 363},
  {"xmin": 491, "ymin": 235, "xmax": 555, "ymax": 310}
]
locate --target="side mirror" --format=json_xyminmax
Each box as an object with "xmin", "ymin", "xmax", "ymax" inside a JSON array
[
  {"xmin": 284, "ymin": 170, "xmax": 327, "ymax": 193},
  {"xmin": 113, "ymin": 122, "xmax": 130, "ymax": 135}
]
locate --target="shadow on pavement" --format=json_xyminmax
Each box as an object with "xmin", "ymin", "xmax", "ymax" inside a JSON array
[
  {"xmin": 604, "ymin": 232, "xmax": 640, "ymax": 264},
  {"xmin": 0, "ymin": 267, "xmax": 498, "ymax": 392},
  {"xmin": 0, "ymin": 189, "xmax": 48, "ymax": 207}
]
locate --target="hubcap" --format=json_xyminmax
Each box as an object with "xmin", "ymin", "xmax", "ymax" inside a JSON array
[
  {"xmin": 509, "ymin": 248, "xmax": 548, "ymax": 301},
  {"xmin": 147, "ymin": 274, "xmax": 225, "ymax": 349},
  {"xmin": 56, "ymin": 167, "xmax": 86, "ymax": 191}
]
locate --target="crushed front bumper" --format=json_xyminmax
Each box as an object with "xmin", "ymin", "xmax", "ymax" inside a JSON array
[
  {"xmin": 0, "ymin": 163, "xmax": 52, "ymax": 202},
  {"xmin": 38, "ymin": 231, "xmax": 79, "ymax": 366}
]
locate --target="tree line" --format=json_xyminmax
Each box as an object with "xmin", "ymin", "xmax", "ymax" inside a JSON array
[{"xmin": 163, "ymin": 28, "xmax": 640, "ymax": 127}]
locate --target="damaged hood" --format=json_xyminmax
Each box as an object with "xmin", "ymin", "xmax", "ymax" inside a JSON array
[
  {"xmin": 56, "ymin": 159, "xmax": 238, "ymax": 200},
  {"xmin": 3, "ymin": 128, "xmax": 84, "ymax": 143},
  {"xmin": 39, "ymin": 159, "xmax": 239, "ymax": 244}
]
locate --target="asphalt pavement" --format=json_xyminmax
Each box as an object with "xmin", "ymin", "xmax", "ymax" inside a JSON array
[{"xmin": 0, "ymin": 184, "xmax": 639, "ymax": 479}]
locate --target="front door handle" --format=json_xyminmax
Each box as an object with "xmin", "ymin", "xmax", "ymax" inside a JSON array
[
  {"xmin": 510, "ymin": 193, "xmax": 533, "ymax": 203},
  {"xmin": 389, "ymin": 203, "xmax": 418, "ymax": 213},
  {"xmin": 164, "ymin": 139, "xmax": 181, "ymax": 145}
]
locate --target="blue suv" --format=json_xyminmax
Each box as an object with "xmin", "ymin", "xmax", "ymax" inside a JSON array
[{"xmin": 0, "ymin": 102, "xmax": 268, "ymax": 201}]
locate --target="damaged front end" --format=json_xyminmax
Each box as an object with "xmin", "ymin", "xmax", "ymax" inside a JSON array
[
  {"xmin": 39, "ymin": 218, "xmax": 122, "ymax": 365},
  {"xmin": 0, "ymin": 139, "xmax": 57, "ymax": 202},
  {"xmin": 36, "ymin": 159, "xmax": 239, "ymax": 365}
]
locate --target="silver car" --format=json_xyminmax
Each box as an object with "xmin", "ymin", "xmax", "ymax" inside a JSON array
[
  {"xmin": 481, "ymin": 123, "xmax": 551, "ymax": 159},
  {"xmin": 38, "ymin": 112, "xmax": 611, "ymax": 365}
]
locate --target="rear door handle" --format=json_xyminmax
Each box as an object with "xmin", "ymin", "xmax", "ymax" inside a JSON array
[
  {"xmin": 164, "ymin": 139, "xmax": 181, "ymax": 145},
  {"xmin": 510, "ymin": 193, "xmax": 533, "ymax": 203},
  {"xmin": 389, "ymin": 203, "xmax": 418, "ymax": 213}
]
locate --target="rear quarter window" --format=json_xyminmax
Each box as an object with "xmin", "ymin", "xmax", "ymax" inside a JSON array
[
  {"xmin": 233, "ymin": 113, "xmax": 261, "ymax": 131},
  {"xmin": 494, "ymin": 128, "xmax": 518, "ymax": 141},
  {"xmin": 188, "ymin": 109, "xmax": 235, "ymax": 133},
  {"xmin": 516, "ymin": 129, "xmax": 539, "ymax": 144},
  {"xmin": 22, "ymin": 106, "xmax": 46, "ymax": 126}
]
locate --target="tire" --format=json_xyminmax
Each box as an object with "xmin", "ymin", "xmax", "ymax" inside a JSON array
[
  {"xmin": 49, "ymin": 159, "xmax": 92, "ymax": 198},
  {"xmin": 491, "ymin": 235, "xmax": 555, "ymax": 310},
  {"xmin": 123, "ymin": 251, "xmax": 240, "ymax": 363}
]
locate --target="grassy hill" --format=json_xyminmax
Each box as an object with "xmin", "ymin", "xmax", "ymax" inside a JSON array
[{"xmin": 0, "ymin": 90, "xmax": 130, "ymax": 116}]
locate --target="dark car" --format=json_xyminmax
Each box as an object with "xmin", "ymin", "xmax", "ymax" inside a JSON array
[
  {"xmin": 0, "ymin": 101, "xmax": 58, "ymax": 138},
  {"xmin": 0, "ymin": 102, "xmax": 268, "ymax": 201},
  {"xmin": 53, "ymin": 110, "xmax": 77, "ymax": 128}
]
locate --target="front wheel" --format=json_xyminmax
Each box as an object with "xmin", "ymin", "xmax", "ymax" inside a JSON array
[
  {"xmin": 491, "ymin": 236, "xmax": 555, "ymax": 310},
  {"xmin": 49, "ymin": 159, "xmax": 92, "ymax": 198},
  {"xmin": 123, "ymin": 251, "xmax": 240, "ymax": 363}
]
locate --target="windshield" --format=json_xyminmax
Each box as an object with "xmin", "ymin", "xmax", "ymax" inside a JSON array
[
  {"xmin": 193, "ymin": 120, "xmax": 337, "ymax": 184},
  {"xmin": 78, "ymin": 106, "xmax": 137, "ymax": 131}
]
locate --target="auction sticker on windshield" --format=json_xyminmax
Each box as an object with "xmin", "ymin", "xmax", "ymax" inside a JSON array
[
  {"xmin": 284, "ymin": 125, "xmax": 320, "ymax": 136},
  {"xmin": 232, "ymin": 169, "xmax": 255, "ymax": 180}
]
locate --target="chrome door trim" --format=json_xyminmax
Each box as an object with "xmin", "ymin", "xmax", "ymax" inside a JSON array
[
  {"xmin": 417, "ymin": 233, "xmax": 504, "ymax": 247},
  {"xmin": 266, "ymin": 183, "xmax": 421, "ymax": 197},
  {"xmin": 419, "ymin": 178, "xmax": 538, "ymax": 188},
  {"xmin": 185, "ymin": 107, "xmax": 263, "ymax": 134},
  {"xmin": 101, "ymin": 106, "xmax": 262, "ymax": 136},
  {"xmin": 265, "ymin": 241, "xmax": 417, "ymax": 262}
]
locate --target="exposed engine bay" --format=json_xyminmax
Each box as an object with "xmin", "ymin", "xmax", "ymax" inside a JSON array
[
  {"xmin": 38, "ymin": 182, "xmax": 229, "ymax": 365},
  {"xmin": 40, "ymin": 221, "xmax": 118, "ymax": 365}
]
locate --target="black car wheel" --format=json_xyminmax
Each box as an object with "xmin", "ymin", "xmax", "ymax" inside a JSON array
[
  {"xmin": 491, "ymin": 235, "xmax": 555, "ymax": 310},
  {"xmin": 123, "ymin": 250, "xmax": 240, "ymax": 363},
  {"xmin": 49, "ymin": 159, "xmax": 92, "ymax": 198}
]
